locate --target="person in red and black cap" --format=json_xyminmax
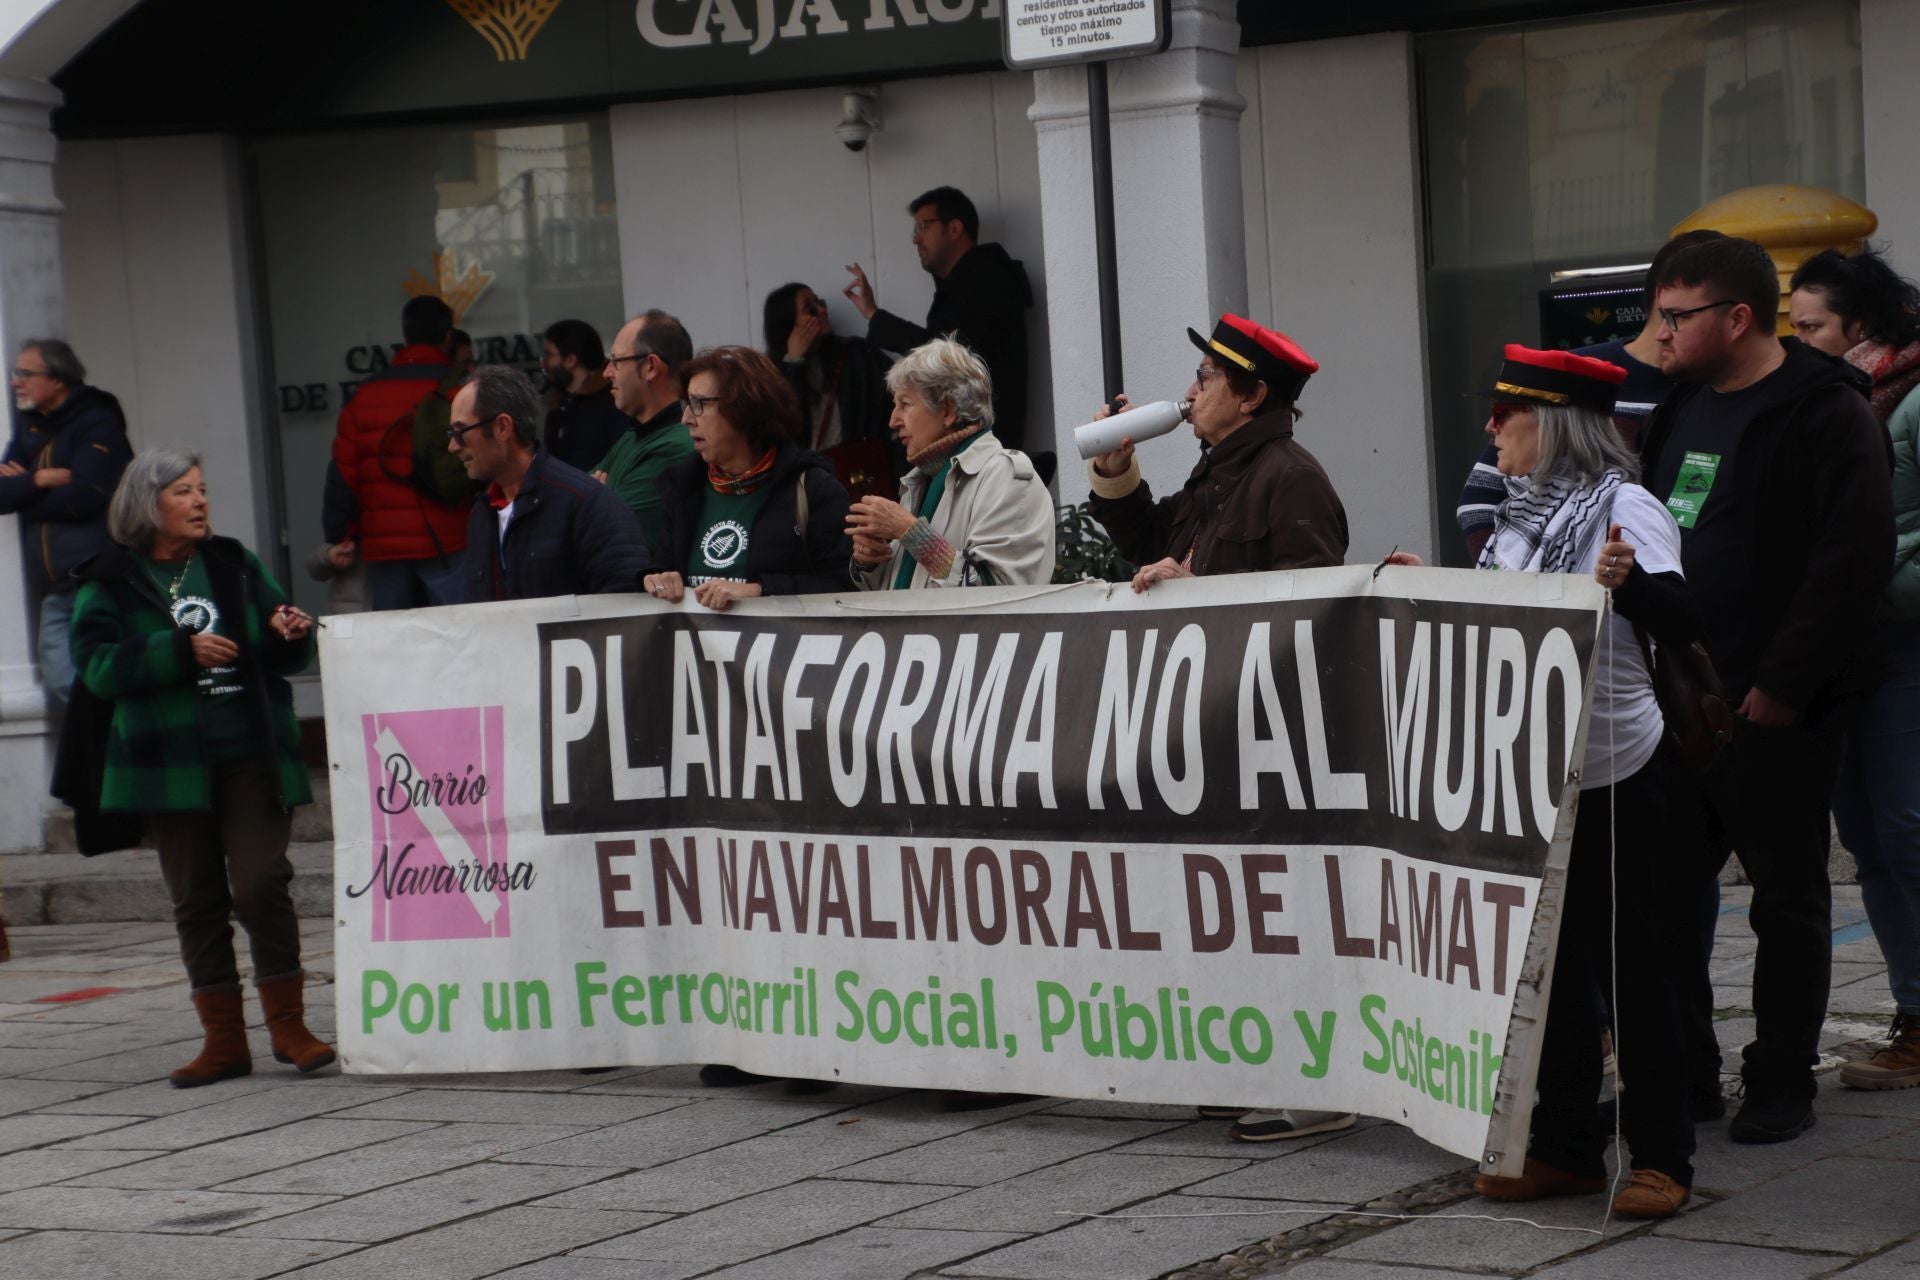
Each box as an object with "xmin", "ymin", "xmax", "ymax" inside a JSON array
[
  {"xmin": 1088, "ymin": 314, "xmax": 1353, "ymax": 1145},
  {"xmin": 1087, "ymin": 313, "xmax": 1348, "ymax": 593},
  {"xmin": 1388, "ymin": 342, "xmax": 1712, "ymax": 1219}
]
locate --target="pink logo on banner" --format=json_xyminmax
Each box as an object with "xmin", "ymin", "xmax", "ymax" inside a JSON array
[{"xmin": 356, "ymin": 707, "xmax": 514, "ymax": 941}]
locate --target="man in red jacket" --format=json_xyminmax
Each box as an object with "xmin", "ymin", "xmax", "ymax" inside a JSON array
[{"xmin": 332, "ymin": 296, "xmax": 470, "ymax": 610}]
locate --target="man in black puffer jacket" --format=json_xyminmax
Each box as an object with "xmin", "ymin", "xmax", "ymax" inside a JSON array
[
  {"xmin": 451, "ymin": 365, "xmax": 648, "ymax": 603},
  {"xmin": 0, "ymin": 338, "xmax": 132, "ymax": 711}
]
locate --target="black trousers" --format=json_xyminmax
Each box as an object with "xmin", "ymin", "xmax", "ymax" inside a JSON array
[
  {"xmin": 148, "ymin": 758, "xmax": 301, "ymax": 991},
  {"xmin": 1701, "ymin": 712, "xmax": 1851, "ymax": 1089},
  {"xmin": 1531, "ymin": 745, "xmax": 1710, "ymax": 1185}
]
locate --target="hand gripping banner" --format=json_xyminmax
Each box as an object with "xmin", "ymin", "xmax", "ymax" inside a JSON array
[{"xmin": 322, "ymin": 566, "xmax": 1605, "ymax": 1174}]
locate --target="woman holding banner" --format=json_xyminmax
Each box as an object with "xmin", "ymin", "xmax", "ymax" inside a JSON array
[
  {"xmin": 1088, "ymin": 314, "xmax": 1354, "ymax": 1145},
  {"xmin": 68, "ymin": 448, "xmax": 335, "ymax": 1089},
  {"xmin": 642, "ymin": 345, "xmax": 852, "ymax": 613},
  {"xmin": 845, "ymin": 336, "xmax": 1055, "ymax": 590},
  {"xmin": 1385, "ymin": 345, "xmax": 1707, "ymax": 1219}
]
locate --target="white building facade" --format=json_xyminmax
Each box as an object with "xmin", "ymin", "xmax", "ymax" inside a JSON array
[{"xmin": 0, "ymin": 0, "xmax": 1910, "ymax": 850}]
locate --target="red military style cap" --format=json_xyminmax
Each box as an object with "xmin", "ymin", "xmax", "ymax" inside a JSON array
[
  {"xmin": 1482, "ymin": 343, "xmax": 1627, "ymax": 413},
  {"xmin": 1188, "ymin": 313, "xmax": 1319, "ymax": 404}
]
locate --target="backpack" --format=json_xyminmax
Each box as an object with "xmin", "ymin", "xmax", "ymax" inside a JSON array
[{"xmin": 378, "ymin": 364, "xmax": 481, "ymax": 507}]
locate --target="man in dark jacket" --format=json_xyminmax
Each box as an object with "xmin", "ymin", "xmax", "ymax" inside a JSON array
[
  {"xmin": 844, "ymin": 186, "xmax": 1033, "ymax": 451},
  {"xmin": 450, "ymin": 365, "xmax": 649, "ymax": 602},
  {"xmin": 1641, "ymin": 236, "xmax": 1895, "ymax": 1145},
  {"xmin": 0, "ymin": 338, "xmax": 132, "ymax": 711},
  {"xmin": 540, "ymin": 319, "xmax": 629, "ymax": 472}
]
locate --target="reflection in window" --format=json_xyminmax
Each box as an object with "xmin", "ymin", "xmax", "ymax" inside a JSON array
[{"xmin": 1419, "ymin": 1, "xmax": 1863, "ymax": 563}]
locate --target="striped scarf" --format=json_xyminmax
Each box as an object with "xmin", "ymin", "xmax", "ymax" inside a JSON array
[{"xmin": 1479, "ymin": 467, "xmax": 1625, "ymax": 574}]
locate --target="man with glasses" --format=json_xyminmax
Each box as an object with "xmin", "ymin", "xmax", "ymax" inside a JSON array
[
  {"xmin": 332, "ymin": 295, "xmax": 472, "ymax": 611},
  {"xmin": 451, "ymin": 365, "xmax": 648, "ymax": 602},
  {"xmin": 1641, "ymin": 234, "xmax": 1894, "ymax": 1145},
  {"xmin": 0, "ymin": 338, "xmax": 131, "ymax": 713},
  {"xmin": 843, "ymin": 186, "xmax": 1034, "ymax": 451},
  {"xmin": 593, "ymin": 308, "xmax": 695, "ymax": 553}
]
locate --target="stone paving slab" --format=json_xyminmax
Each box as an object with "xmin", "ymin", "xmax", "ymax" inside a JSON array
[
  {"xmin": 326, "ymin": 1087, "xmax": 688, "ymax": 1127},
  {"xmin": 490, "ymin": 1260, "xmax": 701, "ymax": 1280},
  {"xmin": 0, "ymin": 1229, "xmax": 354, "ymax": 1280},
  {"xmin": 1689, "ymin": 1110, "xmax": 1916, "ymax": 1195},
  {"xmin": 0, "ymin": 1146, "xmax": 167, "ymax": 1192},
  {"xmin": 834, "ymin": 1114, "xmax": 1181, "ymax": 1186},
  {"xmin": 1657, "ymin": 1156, "xmax": 1920, "ymax": 1254},
  {"xmin": 576, "ymin": 1177, "xmax": 965, "ymax": 1266},
  {"xmin": 220, "ymin": 1121, "xmax": 601, "ymax": 1195},
  {"xmin": 1107, "ymin": 1116, "xmax": 1359, "ymax": 1162},
  {"xmin": 882, "ymin": 1151, "xmax": 1250, "ymax": 1234},
  {"xmin": 492, "ymin": 1096, "xmax": 849, "ymax": 1169},
  {"xmin": 308, "ymin": 1065, "xmax": 656, "ymax": 1092},
  {"xmin": 0, "ymin": 1111, "xmax": 139, "ymax": 1155},
  {"xmin": 1176, "ymin": 1122, "xmax": 1472, "ymax": 1205},
  {"xmin": 226, "ymin": 1159, "xmax": 613, "ymax": 1243},
  {"xmin": 0, "ymin": 1183, "xmax": 337, "ymax": 1233},
  {"xmin": 1528, "ymin": 1235, "xmax": 1840, "ymax": 1278},
  {"xmin": 57, "ymin": 1082, "xmax": 409, "ymax": 1150},
  {"xmin": 942, "ymin": 1192, "xmax": 1329, "ymax": 1279},
  {"xmin": 710, "ymin": 1224, "xmax": 1026, "ymax": 1279},
  {"xmin": 247, "ymin": 1204, "xmax": 670, "ymax": 1280},
  {"xmin": 1839, "ymin": 1239, "xmax": 1920, "ymax": 1277},
  {"xmin": 65, "ymin": 1116, "xmax": 439, "ymax": 1190},
  {"xmin": 1269, "ymin": 1263, "xmax": 1486, "ymax": 1280},
  {"xmin": 0, "ymin": 1077, "xmax": 117, "ymax": 1115},
  {"xmin": 47, "ymin": 1072, "xmax": 295, "ymax": 1116},
  {"xmin": 1326, "ymin": 1193, "xmax": 1649, "ymax": 1273}
]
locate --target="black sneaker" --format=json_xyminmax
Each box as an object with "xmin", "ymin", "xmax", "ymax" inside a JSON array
[
  {"xmin": 1689, "ymin": 1084, "xmax": 1727, "ymax": 1123},
  {"xmin": 1729, "ymin": 1083, "xmax": 1814, "ymax": 1144}
]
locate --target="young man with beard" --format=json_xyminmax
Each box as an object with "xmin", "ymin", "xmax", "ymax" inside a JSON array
[{"xmin": 1641, "ymin": 235, "xmax": 1894, "ymax": 1144}]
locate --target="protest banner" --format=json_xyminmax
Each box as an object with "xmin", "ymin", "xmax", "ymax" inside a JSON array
[{"xmin": 322, "ymin": 566, "xmax": 1604, "ymax": 1172}]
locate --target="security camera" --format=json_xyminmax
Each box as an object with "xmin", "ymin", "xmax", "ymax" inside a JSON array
[{"xmin": 836, "ymin": 88, "xmax": 881, "ymax": 153}]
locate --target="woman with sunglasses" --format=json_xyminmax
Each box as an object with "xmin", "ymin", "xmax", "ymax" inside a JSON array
[
  {"xmin": 642, "ymin": 345, "xmax": 852, "ymax": 614},
  {"xmin": 1387, "ymin": 345, "xmax": 1708, "ymax": 1219}
]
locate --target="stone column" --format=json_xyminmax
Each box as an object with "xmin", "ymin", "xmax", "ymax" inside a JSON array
[
  {"xmin": 1031, "ymin": 0, "xmax": 1246, "ymax": 505},
  {"xmin": 0, "ymin": 75, "xmax": 65, "ymax": 853}
]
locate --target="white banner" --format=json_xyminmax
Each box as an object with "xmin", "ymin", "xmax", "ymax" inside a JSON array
[{"xmin": 323, "ymin": 567, "xmax": 1603, "ymax": 1172}]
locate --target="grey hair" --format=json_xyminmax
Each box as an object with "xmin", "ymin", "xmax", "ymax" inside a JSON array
[
  {"xmin": 1529, "ymin": 404, "xmax": 1639, "ymax": 488},
  {"xmin": 21, "ymin": 338, "xmax": 85, "ymax": 387},
  {"xmin": 466, "ymin": 364, "xmax": 542, "ymax": 447},
  {"xmin": 885, "ymin": 335, "xmax": 995, "ymax": 432},
  {"xmin": 109, "ymin": 447, "xmax": 202, "ymax": 549}
]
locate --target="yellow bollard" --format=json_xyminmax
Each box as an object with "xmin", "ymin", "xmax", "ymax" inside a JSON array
[{"xmin": 1671, "ymin": 185, "xmax": 1878, "ymax": 336}]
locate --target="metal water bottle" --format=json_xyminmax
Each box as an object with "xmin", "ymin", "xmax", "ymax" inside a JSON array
[{"xmin": 1073, "ymin": 400, "xmax": 1191, "ymax": 461}]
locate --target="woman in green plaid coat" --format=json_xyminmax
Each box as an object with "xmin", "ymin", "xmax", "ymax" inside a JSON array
[{"xmin": 71, "ymin": 447, "xmax": 335, "ymax": 1088}]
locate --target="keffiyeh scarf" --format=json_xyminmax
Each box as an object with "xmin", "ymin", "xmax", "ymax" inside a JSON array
[{"xmin": 1479, "ymin": 467, "xmax": 1626, "ymax": 574}]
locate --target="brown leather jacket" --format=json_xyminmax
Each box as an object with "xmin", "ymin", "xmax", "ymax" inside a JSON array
[{"xmin": 1088, "ymin": 410, "xmax": 1348, "ymax": 575}]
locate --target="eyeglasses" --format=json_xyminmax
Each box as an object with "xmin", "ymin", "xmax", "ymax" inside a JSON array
[
  {"xmin": 1658, "ymin": 300, "xmax": 1739, "ymax": 331},
  {"xmin": 911, "ymin": 217, "xmax": 951, "ymax": 238},
  {"xmin": 445, "ymin": 419, "xmax": 488, "ymax": 446},
  {"xmin": 684, "ymin": 392, "xmax": 721, "ymax": 419},
  {"xmin": 606, "ymin": 348, "xmax": 654, "ymax": 370},
  {"xmin": 9, "ymin": 368, "xmax": 50, "ymax": 380},
  {"xmin": 1193, "ymin": 365, "xmax": 1224, "ymax": 385}
]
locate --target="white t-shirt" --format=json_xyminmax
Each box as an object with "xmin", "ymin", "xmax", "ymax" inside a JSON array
[{"xmin": 1487, "ymin": 483, "xmax": 1681, "ymax": 791}]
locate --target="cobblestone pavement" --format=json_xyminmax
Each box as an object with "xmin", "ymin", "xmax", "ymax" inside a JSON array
[{"xmin": 0, "ymin": 887, "xmax": 1912, "ymax": 1280}]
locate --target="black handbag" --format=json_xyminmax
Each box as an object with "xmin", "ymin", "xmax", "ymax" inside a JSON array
[
  {"xmin": 1632, "ymin": 624, "xmax": 1734, "ymax": 775},
  {"xmin": 49, "ymin": 680, "xmax": 144, "ymax": 856}
]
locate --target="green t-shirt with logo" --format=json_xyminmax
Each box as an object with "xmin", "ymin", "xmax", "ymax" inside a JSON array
[
  {"xmin": 147, "ymin": 554, "xmax": 255, "ymax": 764},
  {"xmin": 686, "ymin": 485, "xmax": 776, "ymax": 586}
]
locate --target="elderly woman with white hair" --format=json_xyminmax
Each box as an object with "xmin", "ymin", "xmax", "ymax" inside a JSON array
[
  {"xmin": 1388, "ymin": 345, "xmax": 1710, "ymax": 1219},
  {"xmin": 845, "ymin": 335, "xmax": 1054, "ymax": 589},
  {"xmin": 69, "ymin": 447, "xmax": 334, "ymax": 1089}
]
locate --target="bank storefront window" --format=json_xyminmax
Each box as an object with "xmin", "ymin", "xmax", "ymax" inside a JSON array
[
  {"xmin": 1418, "ymin": 1, "xmax": 1863, "ymax": 564},
  {"xmin": 252, "ymin": 117, "xmax": 622, "ymax": 616}
]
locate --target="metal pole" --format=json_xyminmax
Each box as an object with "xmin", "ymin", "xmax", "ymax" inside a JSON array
[{"xmin": 1088, "ymin": 60, "xmax": 1124, "ymax": 401}]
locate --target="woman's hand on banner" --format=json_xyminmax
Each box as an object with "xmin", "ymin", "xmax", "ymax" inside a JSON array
[
  {"xmin": 1130, "ymin": 556, "xmax": 1192, "ymax": 593},
  {"xmin": 693, "ymin": 579, "xmax": 763, "ymax": 611},
  {"xmin": 643, "ymin": 572, "xmax": 686, "ymax": 603}
]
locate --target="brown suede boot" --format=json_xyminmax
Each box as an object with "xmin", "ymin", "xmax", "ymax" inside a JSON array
[
  {"xmin": 170, "ymin": 986, "xmax": 254, "ymax": 1089},
  {"xmin": 256, "ymin": 971, "xmax": 336, "ymax": 1074}
]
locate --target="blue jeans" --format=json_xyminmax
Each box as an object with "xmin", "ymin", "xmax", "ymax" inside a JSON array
[
  {"xmin": 1832, "ymin": 618, "xmax": 1920, "ymax": 1016},
  {"xmin": 365, "ymin": 555, "xmax": 467, "ymax": 611},
  {"xmin": 37, "ymin": 588, "xmax": 76, "ymax": 712}
]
